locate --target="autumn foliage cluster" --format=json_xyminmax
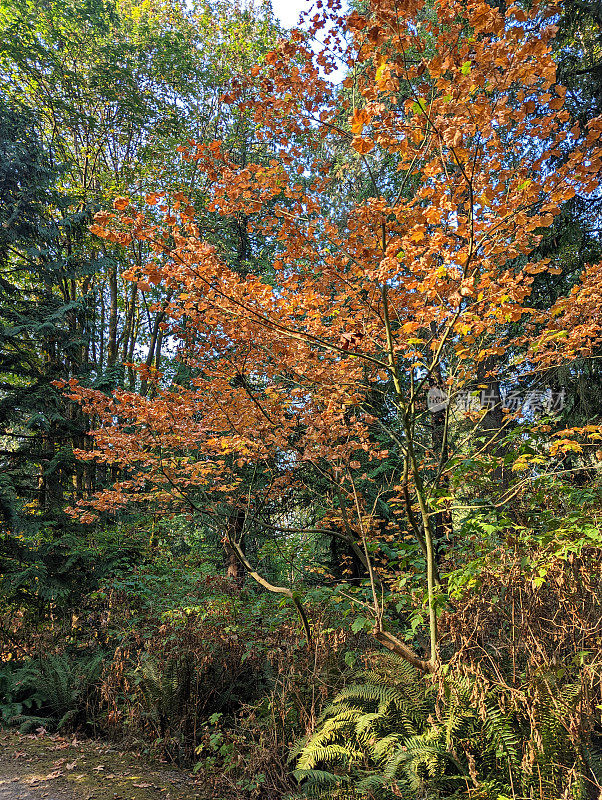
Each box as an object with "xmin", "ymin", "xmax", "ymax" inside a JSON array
[{"xmin": 62, "ymin": 0, "xmax": 602, "ymax": 667}]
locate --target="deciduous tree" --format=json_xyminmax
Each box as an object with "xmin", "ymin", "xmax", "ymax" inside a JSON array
[{"xmin": 65, "ymin": 0, "xmax": 602, "ymax": 672}]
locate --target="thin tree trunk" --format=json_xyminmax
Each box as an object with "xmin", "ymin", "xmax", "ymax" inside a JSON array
[
  {"xmin": 127, "ymin": 306, "xmax": 139, "ymax": 390},
  {"xmin": 224, "ymin": 510, "xmax": 246, "ymax": 586},
  {"xmin": 106, "ymin": 260, "xmax": 118, "ymax": 368},
  {"xmin": 140, "ymin": 297, "xmax": 172, "ymax": 396},
  {"xmin": 476, "ymin": 358, "xmax": 508, "ymax": 491},
  {"xmin": 429, "ymin": 369, "xmax": 453, "ymax": 563},
  {"xmin": 99, "ymin": 282, "xmax": 105, "ymax": 368}
]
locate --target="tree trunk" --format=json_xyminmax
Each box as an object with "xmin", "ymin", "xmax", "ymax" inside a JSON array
[
  {"xmin": 429, "ymin": 369, "xmax": 453, "ymax": 563},
  {"xmin": 329, "ymin": 532, "xmax": 364, "ymax": 583},
  {"xmin": 476, "ymin": 358, "xmax": 508, "ymax": 492},
  {"xmin": 225, "ymin": 510, "xmax": 246, "ymax": 586},
  {"xmin": 106, "ymin": 260, "xmax": 118, "ymax": 369}
]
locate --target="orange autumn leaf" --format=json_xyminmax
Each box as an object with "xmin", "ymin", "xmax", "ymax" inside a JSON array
[
  {"xmin": 350, "ymin": 107, "xmax": 370, "ymax": 134},
  {"xmin": 352, "ymin": 136, "xmax": 375, "ymax": 154}
]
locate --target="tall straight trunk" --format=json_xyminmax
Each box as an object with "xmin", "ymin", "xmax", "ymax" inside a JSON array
[
  {"xmin": 118, "ymin": 282, "xmax": 138, "ymax": 388},
  {"xmin": 81, "ymin": 276, "xmax": 90, "ymax": 372},
  {"xmin": 127, "ymin": 307, "xmax": 139, "ymax": 390},
  {"xmin": 40, "ymin": 333, "xmax": 64, "ymax": 516},
  {"xmin": 139, "ymin": 295, "xmax": 172, "ymax": 396},
  {"xmin": 99, "ymin": 282, "xmax": 105, "ymax": 368},
  {"xmin": 139, "ymin": 313, "xmax": 161, "ymax": 398},
  {"xmin": 121, "ymin": 283, "xmax": 137, "ymax": 362},
  {"xmin": 84, "ymin": 413, "xmax": 94, "ymax": 495},
  {"xmin": 476, "ymin": 358, "xmax": 508, "ymax": 491},
  {"xmin": 154, "ymin": 328, "xmax": 163, "ymax": 372},
  {"xmin": 106, "ymin": 260, "xmax": 118, "ymax": 368}
]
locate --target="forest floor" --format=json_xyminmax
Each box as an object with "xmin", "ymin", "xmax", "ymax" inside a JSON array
[{"xmin": 0, "ymin": 731, "xmax": 206, "ymax": 800}]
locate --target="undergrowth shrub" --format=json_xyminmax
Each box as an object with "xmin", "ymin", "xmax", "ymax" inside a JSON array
[
  {"xmin": 90, "ymin": 567, "xmax": 356, "ymax": 791},
  {"xmin": 190, "ymin": 622, "xmax": 356, "ymax": 799},
  {"xmin": 294, "ymin": 540, "xmax": 602, "ymax": 800},
  {"xmin": 294, "ymin": 652, "xmax": 602, "ymax": 799}
]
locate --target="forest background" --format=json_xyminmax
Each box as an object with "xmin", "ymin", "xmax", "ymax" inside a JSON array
[{"xmin": 1, "ymin": 0, "xmax": 602, "ymax": 797}]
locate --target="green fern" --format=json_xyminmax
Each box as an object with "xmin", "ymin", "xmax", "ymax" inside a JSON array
[
  {"xmin": 294, "ymin": 654, "xmax": 598, "ymax": 799},
  {"xmin": 294, "ymin": 654, "xmax": 451, "ymax": 798},
  {"xmin": 140, "ymin": 654, "xmax": 195, "ymax": 736},
  {"xmin": 4, "ymin": 653, "xmax": 103, "ymax": 733}
]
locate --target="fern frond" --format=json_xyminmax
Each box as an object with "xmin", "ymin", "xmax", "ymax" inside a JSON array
[{"xmin": 297, "ymin": 743, "xmax": 364, "ymax": 770}]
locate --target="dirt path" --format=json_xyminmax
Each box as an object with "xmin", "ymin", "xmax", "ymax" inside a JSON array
[{"xmin": 0, "ymin": 732, "xmax": 205, "ymax": 800}]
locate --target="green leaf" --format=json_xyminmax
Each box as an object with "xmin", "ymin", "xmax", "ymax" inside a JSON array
[
  {"xmin": 351, "ymin": 616, "xmax": 369, "ymax": 633},
  {"xmin": 344, "ymin": 651, "xmax": 358, "ymax": 668}
]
